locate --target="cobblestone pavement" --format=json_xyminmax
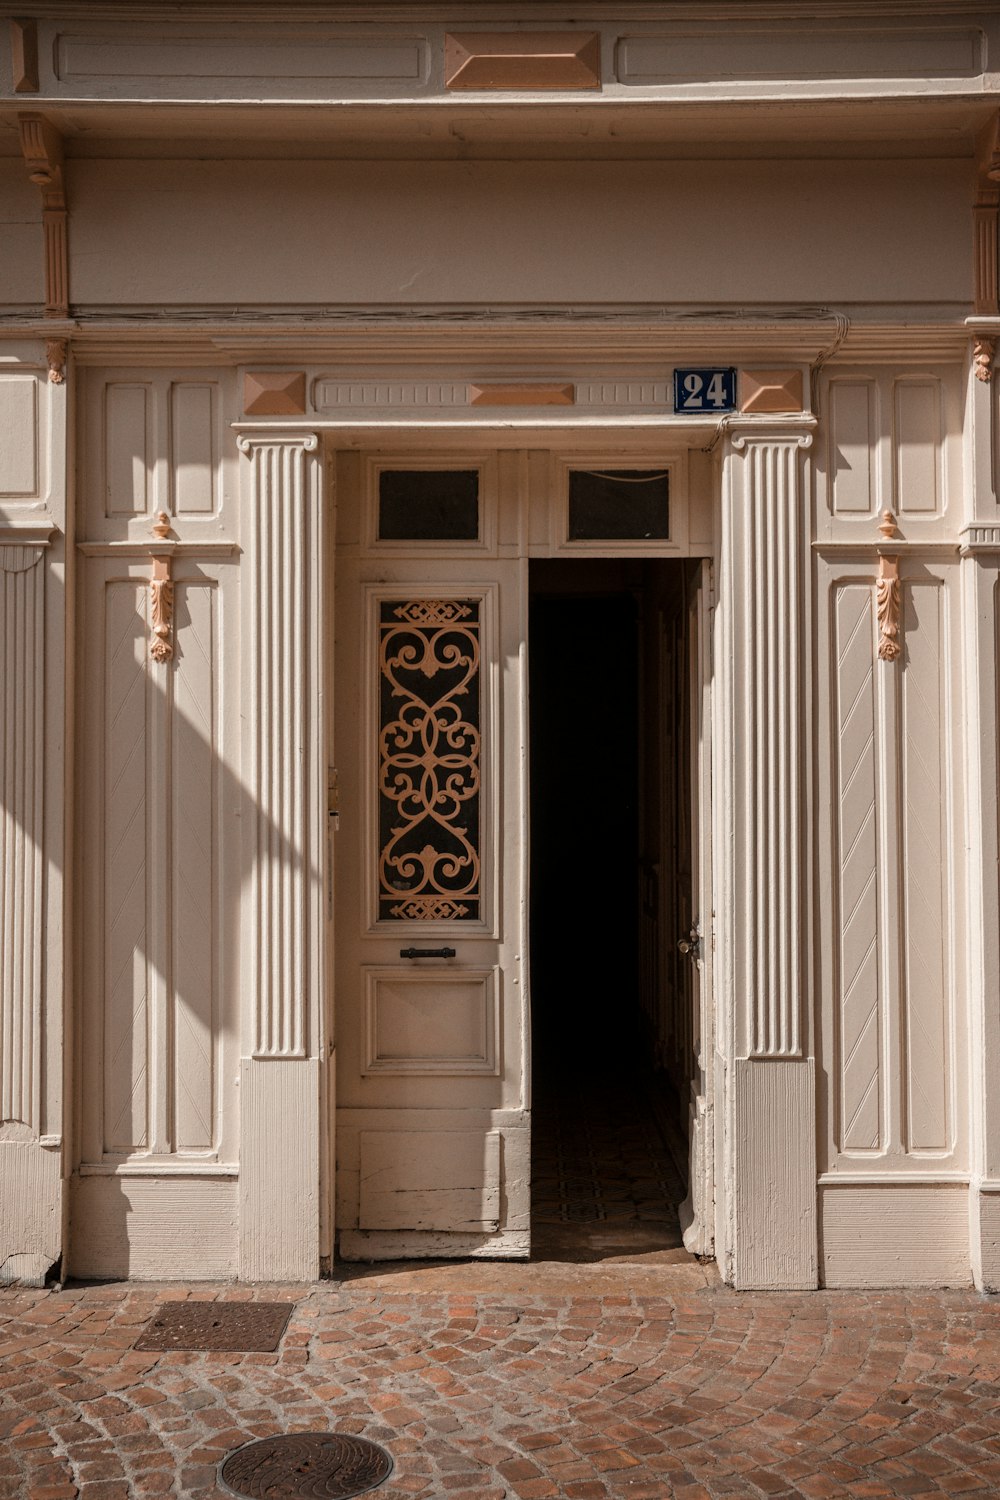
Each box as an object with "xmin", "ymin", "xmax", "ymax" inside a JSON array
[{"xmin": 4, "ymin": 1260, "xmax": 1000, "ymax": 1500}]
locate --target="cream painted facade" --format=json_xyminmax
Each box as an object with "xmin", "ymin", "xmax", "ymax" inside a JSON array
[{"xmin": 1, "ymin": 0, "xmax": 999, "ymax": 1290}]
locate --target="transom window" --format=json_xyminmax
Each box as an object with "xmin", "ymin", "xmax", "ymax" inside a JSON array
[
  {"xmin": 378, "ymin": 469, "xmax": 480, "ymax": 541},
  {"xmin": 567, "ymin": 469, "xmax": 670, "ymax": 541}
]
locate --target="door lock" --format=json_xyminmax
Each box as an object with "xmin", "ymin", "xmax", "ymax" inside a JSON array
[{"xmin": 677, "ymin": 926, "xmax": 701, "ymax": 961}]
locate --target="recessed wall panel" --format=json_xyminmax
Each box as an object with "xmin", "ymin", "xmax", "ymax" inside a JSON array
[
  {"xmin": 900, "ymin": 582, "xmax": 950, "ymax": 1154},
  {"xmin": 105, "ymin": 383, "xmax": 150, "ymax": 517},
  {"xmin": 833, "ymin": 585, "xmax": 881, "ymax": 1152},
  {"xmin": 894, "ymin": 379, "xmax": 941, "ymax": 515},
  {"xmin": 0, "ymin": 377, "xmax": 38, "ymax": 498},
  {"xmin": 170, "ymin": 383, "xmax": 217, "ymax": 516},
  {"xmin": 617, "ymin": 30, "xmax": 981, "ymax": 84},
  {"xmin": 171, "ymin": 582, "xmax": 219, "ymax": 1150},
  {"xmin": 102, "ymin": 582, "xmax": 151, "ymax": 1153},
  {"xmin": 829, "ymin": 380, "xmax": 876, "ymax": 515}
]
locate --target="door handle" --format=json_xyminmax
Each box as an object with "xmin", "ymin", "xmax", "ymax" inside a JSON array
[
  {"xmin": 677, "ymin": 926, "xmax": 701, "ymax": 961},
  {"xmin": 399, "ymin": 946, "xmax": 456, "ymax": 960}
]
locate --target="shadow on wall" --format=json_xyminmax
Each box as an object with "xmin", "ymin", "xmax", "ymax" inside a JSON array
[{"xmin": 1, "ymin": 555, "xmax": 324, "ymax": 1281}]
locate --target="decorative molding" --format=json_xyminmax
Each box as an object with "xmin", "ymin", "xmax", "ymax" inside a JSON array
[
  {"xmin": 0, "ymin": 543, "xmax": 45, "ymax": 574},
  {"xmin": 17, "ymin": 113, "xmax": 68, "ymax": 319},
  {"xmin": 243, "ymin": 370, "xmax": 307, "ymax": 417},
  {"xmin": 237, "ymin": 431, "xmax": 323, "ymax": 1059},
  {"xmin": 45, "ymin": 339, "xmax": 66, "ymax": 384},
  {"xmin": 469, "ymin": 383, "xmax": 574, "ymax": 407},
  {"xmin": 973, "ymin": 336, "xmax": 996, "ymax": 382},
  {"xmin": 576, "ymin": 380, "xmax": 671, "ymax": 407},
  {"xmin": 975, "ymin": 111, "xmax": 1000, "ymax": 315},
  {"xmin": 876, "ymin": 510, "xmax": 902, "ymax": 663},
  {"xmin": 315, "ymin": 380, "xmax": 470, "ymax": 411},
  {"xmin": 960, "ymin": 523, "xmax": 1000, "ymax": 554},
  {"xmin": 10, "ymin": 19, "xmax": 39, "ymax": 93},
  {"xmin": 0, "ymin": 539, "xmax": 44, "ymax": 1133},
  {"xmin": 393, "ymin": 598, "xmax": 471, "ymax": 625},
  {"xmin": 389, "ymin": 897, "xmax": 470, "ymax": 921},
  {"xmin": 739, "ymin": 368, "xmax": 805, "ymax": 415},
  {"xmin": 77, "ymin": 539, "xmax": 236, "ymax": 557},
  {"xmin": 147, "ymin": 511, "xmax": 174, "ymax": 664},
  {"xmin": 149, "ymin": 559, "xmax": 174, "ymax": 663},
  {"xmin": 876, "ymin": 556, "xmax": 901, "ymax": 662},
  {"xmin": 729, "ymin": 424, "xmax": 813, "ymax": 454},
  {"xmin": 444, "ymin": 31, "xmax": 600, "ymax": 91},
  {"xmin": 0, "ymin": 522, "xmax": 55, "ymax": 550},
  {"xmin": 813, "ymin": 540, "xmax": 958, "ymax": 558}
]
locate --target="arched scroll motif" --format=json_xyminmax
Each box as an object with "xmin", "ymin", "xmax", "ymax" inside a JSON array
[{"xmin": 378, "ymin": 598, "xmax": 481, "ymax": 922}]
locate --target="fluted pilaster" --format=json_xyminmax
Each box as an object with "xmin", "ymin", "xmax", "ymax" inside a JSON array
[
  {"xmin": 237, "ymin": 431, "xmax": 324, "ymax": 1281},
  {"xmin": 238, "ymin": 432, "xmax": 323, "ymax": 1060},
  {"xmin": 728, "ymin": 427, "xmax": 812, "ymax": 1057},
  {"xmin": 721, "ymin": 418, "xmax": 818, "ymax": 1290},
  {"xmin": 0, "ymin": 545, "xmax": 45, "ymax": 1133}
]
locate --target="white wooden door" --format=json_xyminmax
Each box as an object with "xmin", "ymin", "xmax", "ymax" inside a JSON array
[
  {"xmin": 333, "ymin": 453, "xmax": 529, "ymax": 1260},
  {"xmin": 679, "ymin": 560, "xmax": 715, "ymax": 1255}
]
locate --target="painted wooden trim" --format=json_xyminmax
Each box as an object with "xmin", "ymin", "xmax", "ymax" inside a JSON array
[
  {"xmin": 238, "ymin": 1059, "xmax": 320, "ymax": 1281},
  {"xmin": 444, "ymin": 31, "xmax": 600, "ymax": 92},
  {"xmin": 10, "ymin": 20, "xmax": 40, "ymax": 94},
  {"xmin": 738, "ymin": 368, "xmax": 805, "ymax": 415},
  {"xmin": 69, "ymin": 1176, "xmax": 238, "ymax": 1281},
  {"xmin": 79, "ymin": 1161, "xmax": 238, "ymax": 1177},
  {"xmin": 243, "ymin": 371, "xmax": 307, "ymax": 417},
  {"xmin": 820, "ymin": 1183, "xmax": 971, "ymax": 1287},
  {"xmin": 468, "ymin": 384, "xmax": 575, "ymax": 407},
  {"xmin": 731, "ymin": 1059, "xmax": 818, "ymax": 1289},
  {"xmin": 814, "ymin": 541, "xmax": 961, "ymax": 556}
]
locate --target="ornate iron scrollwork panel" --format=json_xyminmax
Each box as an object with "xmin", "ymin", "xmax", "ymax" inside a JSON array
[{"xmin": 378, "ymin": 598, "xmax": 481, "ymax": 921}]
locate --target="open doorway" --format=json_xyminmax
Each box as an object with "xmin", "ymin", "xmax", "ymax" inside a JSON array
[{"xmin": 528, "ymin": 558, "xmax": 704, "ymax": 1262}]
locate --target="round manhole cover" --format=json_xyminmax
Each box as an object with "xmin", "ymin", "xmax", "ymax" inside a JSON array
[{"xmin": 219, "ymin": 1433, "xmax": 394, "ymax": 1500}]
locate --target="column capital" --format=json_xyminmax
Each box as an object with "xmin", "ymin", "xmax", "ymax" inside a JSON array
[
  {"xmin": 237, "ymin": 429, "xmax": 319, "ymax": 455},
  {"xmin": 727, "ymin": 415, "xmax": 816, "ymax": 452}
]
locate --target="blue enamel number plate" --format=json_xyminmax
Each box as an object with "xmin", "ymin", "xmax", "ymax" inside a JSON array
[{"xmin": 673, "ymin": 368, "xmax": 737, "ymax": 413}]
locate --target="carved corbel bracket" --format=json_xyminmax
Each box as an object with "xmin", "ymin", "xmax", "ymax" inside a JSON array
[
  {"xmin": 876, "ymin": 510, "xmax": 902, "ymax": 663},
  {"xmin": 973, "ymin": 335, "xmax": 996, "ymax": 383},
  {"xmin": 149, "ymin": 512, "xmax": 174, "ymax": 663},
  {"xmin": 18, "ymin": 112, "xmax": 68, "ymax": 318},
  {"xmin": 46, "ymin": 338, "xmax": 67, "ymax": 384}
]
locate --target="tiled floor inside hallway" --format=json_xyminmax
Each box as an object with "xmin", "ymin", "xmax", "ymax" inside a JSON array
[{"xmin": 530, "ymin": 1050, "xmax": 691, "ymax": 1264}]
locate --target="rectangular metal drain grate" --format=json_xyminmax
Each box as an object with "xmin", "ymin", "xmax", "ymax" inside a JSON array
[{"xmin": 134, "ymin": 1300, "xmax": 293, "ymax": 1352}]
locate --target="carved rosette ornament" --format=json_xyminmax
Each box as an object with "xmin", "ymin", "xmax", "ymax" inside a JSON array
[
  {"xmin": 974, "ymin": 336, "xmax": 996, "ymax": 383},
  {"xmin": 149, "ymin": 511, "xmax": 174, "ymax": 663},
  {"xmin": 876, "ymin": 510, "xmax": 902, "ymax": 663}
]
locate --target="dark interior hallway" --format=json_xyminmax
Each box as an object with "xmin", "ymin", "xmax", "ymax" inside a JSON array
[
  {"xmin": 530, "ymin": 1056, "xmax": 688, "ymax": 1262},
  {"xmin": 528, "ymin": 563, "xmax": 693, "ymax": 1264}
]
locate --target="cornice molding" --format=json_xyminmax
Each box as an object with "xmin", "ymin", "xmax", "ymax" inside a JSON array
[
  {"xmin": 0, "ymin": 2, "xmax": 988, "ymax": 18},
  {"xmin": 0, "ymin": 315, "xmax": 970, "ymax": 366}
]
